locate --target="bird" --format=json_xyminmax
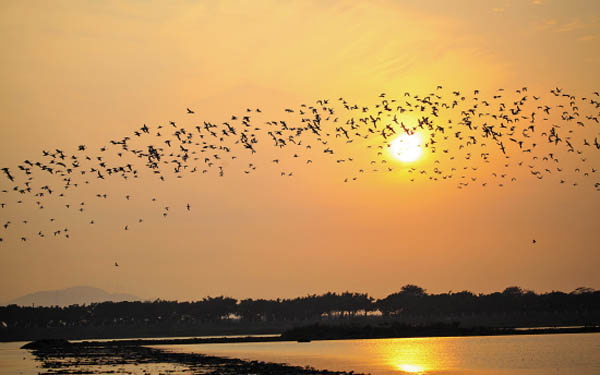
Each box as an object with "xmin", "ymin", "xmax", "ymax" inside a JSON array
[
  {"xmin": 1, "ymin": 86, "xmax": 598, "ymax": 244},
  {"xmin": 1, "ymin": 168, "xmax": 14, "ymax": 182}
]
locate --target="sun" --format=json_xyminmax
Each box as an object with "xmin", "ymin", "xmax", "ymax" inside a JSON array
[
  {"xmin": 390, "ymin": 133, "xmax": 423, "ymax": 162},
  {"xmin": 397, "ymin": 364, "xmax": 425, "ymax": 373}
]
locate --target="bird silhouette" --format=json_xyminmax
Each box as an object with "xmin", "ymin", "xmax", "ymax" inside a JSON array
[{"xmin": 1, "ymin": 86, "xmax": 599, "ymax": 243}]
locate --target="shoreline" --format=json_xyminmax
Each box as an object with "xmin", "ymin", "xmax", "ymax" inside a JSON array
[
  {"xmin": 21, "ymin": 324, "xmax": 600, "ymax": 348},
  {"xmin": 23, "ymin": 339, "xmax": 363, "ymax": 375},
  {"xmin": 19, "ymin": 326, "xmax": 600, "ymax": 375}
]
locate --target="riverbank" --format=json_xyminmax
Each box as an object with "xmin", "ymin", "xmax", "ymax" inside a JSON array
[
  {"xmin": 279, "ymin": 322, "xmax": 600, "ymax": 342},
  {"xmin": 21, "ymin": 323, "xmax": 600, "ymax": 349}
]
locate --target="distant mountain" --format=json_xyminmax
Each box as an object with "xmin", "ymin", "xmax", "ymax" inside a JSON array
[{"xmin": 4, "ymin": 286, "xmax": 140, "ymax": 307}]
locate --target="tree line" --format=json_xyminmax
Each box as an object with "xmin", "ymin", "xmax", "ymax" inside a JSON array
[{"xmin": 1, "ymin": 285, "xmax": 598, "ymax": 329}]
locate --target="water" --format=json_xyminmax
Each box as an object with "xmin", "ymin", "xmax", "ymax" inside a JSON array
[
  {"xmin": 159, "ymin": 333, "xmax": 600, "ymax": 375},
  {"xmin": 0, "ymin": 340, "xmax": 193, "ymax": 375},
  {"xmin": 0, "ymin": 342, "xmax": 39, "ymax": 375},
  {"xmin": 2, "ymin": 333, "xmax": 599, "ymax": 375},
  {"xmin": 70, "ymin": 333, "xmax": 279, "ymax": 343}
]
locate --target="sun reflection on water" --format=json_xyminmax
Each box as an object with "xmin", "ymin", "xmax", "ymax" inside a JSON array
[{"xmin": 374, "ymin": 337, "xmax": 441, "ymax": 374}]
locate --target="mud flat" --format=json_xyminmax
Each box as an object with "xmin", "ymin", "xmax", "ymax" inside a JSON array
[{"xmin": 22, "ymin": 339, "xmax": 364, "ymax": 375}]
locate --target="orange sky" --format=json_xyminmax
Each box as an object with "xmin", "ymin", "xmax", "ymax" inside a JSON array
[{"xmin": 1, "ymin": 0, "xmax": 599, "ymax": 302}]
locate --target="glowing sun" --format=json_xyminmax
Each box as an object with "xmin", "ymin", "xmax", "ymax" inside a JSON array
[
  {"xmin": 397, "ymin": 364, "xmax": 425, "ymax": 373},
  {"xmin": 390, "ymin": 133, "xmax": 423, "ymax": 162}
]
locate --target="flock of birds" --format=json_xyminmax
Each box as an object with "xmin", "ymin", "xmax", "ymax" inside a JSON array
[{"xmin": 1, "ymin": 87, "xmax": 599, "ymax": 244}]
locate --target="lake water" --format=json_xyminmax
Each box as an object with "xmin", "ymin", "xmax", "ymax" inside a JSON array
[
  {"xmin": 159, "ymin": 333, "xmax": 600, "ymax": 375},
  {"xmin": 0, "ymin": 342, "xmax": 40, "ymax": 375},
  {"xmin": 2, "ymin": 333, "xmax": 599, "ymax": 375},
  {"xmin": 0, "ymin": 340, "xmax": 193, "ymax": 375}
]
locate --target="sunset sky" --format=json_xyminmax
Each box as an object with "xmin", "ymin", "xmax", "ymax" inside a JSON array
[{"xmin": 1, "ymin": 0, "xmax": 599, "ymax": 302}]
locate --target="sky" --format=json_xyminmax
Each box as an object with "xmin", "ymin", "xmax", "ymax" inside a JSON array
[{"xmin": 1, "ymin": 0, "xmax": 599, "ymax": 302}]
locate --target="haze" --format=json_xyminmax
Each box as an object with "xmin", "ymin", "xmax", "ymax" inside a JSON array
[{"xmin": 1, "ymin": 0, "xmax": 599, "ymax": 302}]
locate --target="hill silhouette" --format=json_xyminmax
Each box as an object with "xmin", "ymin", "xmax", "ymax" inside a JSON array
[{"xmin": 4, "ymin": 286, "xmax": 140, "ymax": 307}]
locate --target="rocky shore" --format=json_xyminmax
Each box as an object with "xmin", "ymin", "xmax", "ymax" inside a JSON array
[{"xmin": 23, "ymin": 338, "xmax": 363, "ymax": 375}]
